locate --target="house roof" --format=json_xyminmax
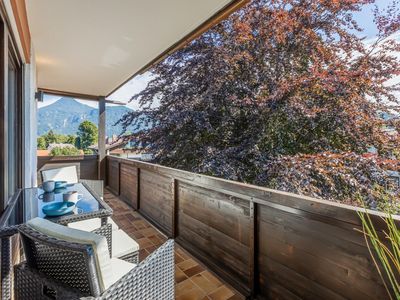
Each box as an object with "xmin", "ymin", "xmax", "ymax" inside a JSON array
[
  {"xmin": 25, "ymin": 0, "xmax": 247, "ymax": 101},
  {"xmin": 89, "ymin": 139, "xmax": 127, "ymax": 151},
  {"xmin": 37, "ymin": 149, "xmax": 50, "ymax": 156}
]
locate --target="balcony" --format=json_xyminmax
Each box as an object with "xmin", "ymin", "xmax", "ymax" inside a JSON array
[
  {"xmin": 103, "ymin": 155, "xmax": 389, "ymax": 299},
  {"xmin": 104, "ymin": 190, "xmax": 242, "ymax": 300},
  {"xmin": 32, "ymin": 153, "xmax": 392, "ymax": 299},
  {"xmin": 0, "ymin": 0, "xmax": 397, "ymax": 299}
]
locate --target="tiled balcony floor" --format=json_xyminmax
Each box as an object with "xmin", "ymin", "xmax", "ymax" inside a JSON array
[{"xmin": 104, "ymin": 189, "xmax": 244, "ymax": 300}]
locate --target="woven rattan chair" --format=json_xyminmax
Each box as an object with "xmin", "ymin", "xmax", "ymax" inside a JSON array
[{"xmin": 14, "ymin": 219, "xmax": 174, "ymax": 300}]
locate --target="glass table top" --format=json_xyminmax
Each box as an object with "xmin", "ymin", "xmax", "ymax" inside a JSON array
[{"xmin": 0, "ymin": 183, "xmax": 111, "ymax": 235}]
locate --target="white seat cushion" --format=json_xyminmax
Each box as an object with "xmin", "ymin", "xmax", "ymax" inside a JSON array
[
  {"xmin": 68, "ymin": 218, "xmax": 119, "ymax": 232},
  {"xmin": 42, "ymin": 166, "xmax": 79, "ymax": 183},
  {"xmin": 105, "ymin": 258, "xmax": 136, "ymax": 289},
  {"xmin": 112, "ymin": 230, "xmax": 139, "ymax": 258},
  {"xmin": 27, "ymin": 218, "xmax": 111, "ymax": 293}
]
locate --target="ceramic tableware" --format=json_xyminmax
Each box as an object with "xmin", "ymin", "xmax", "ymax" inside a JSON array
[
  {"xmin": 55, "ymin": 181, "xmax": 68, "ymax": 189},
  {"xmin": 42, "ymin": 180, "xmax": 55, "ymax": 193},
  {"xmin": 39, "ymin": 192, "xmax": 55, "ymax": 202},
  {"xmin": 63, "ymin": 191, "xmax": 79, "ymax": 203},
  {"xmin": 42, "ymin": 201, "xmax": 75, "ymax": 217}
]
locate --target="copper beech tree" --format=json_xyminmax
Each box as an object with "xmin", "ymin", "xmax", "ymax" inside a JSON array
[{"xmin": 118, "ymin": 0, "xmax": 400, "ymax": 206}]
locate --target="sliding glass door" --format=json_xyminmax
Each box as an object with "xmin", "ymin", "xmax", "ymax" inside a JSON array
[
  {"xmin": 6, "ymin": 47, "xmax": 21, "ymax": 200},
  {"xmin": 0, "ymin": 19, "xmax": 23, "ymax": 212}
]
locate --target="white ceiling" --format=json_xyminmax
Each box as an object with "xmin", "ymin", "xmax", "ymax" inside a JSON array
[{"xmin": 26, "ymin": 0, "xmax": 235, "ymax": 100}]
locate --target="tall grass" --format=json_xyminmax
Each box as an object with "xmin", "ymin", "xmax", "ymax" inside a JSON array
[{"xmin": 358, "ymin": 209, "xmax": 400, "ymax": 300}]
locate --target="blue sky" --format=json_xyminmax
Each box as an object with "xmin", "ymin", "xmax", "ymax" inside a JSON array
[
  {"xmin": 353, "ymin": 0, "xmax": 394, "ymax": 38},
  {"xmin": 39, "ymin": 73, "xmax": 152, "ymax": 110},
  {"xmin": 41, "ymin": 1, "xmax": 396, "ymax": 110}
]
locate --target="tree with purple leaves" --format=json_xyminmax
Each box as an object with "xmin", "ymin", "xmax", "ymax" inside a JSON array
[{"xmin": 118, "ymin": 0, "xmax": 400, "ymax": 207}]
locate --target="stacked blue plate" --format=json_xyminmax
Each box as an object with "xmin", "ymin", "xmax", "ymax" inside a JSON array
[
  {"xmin": 55, "ymin": 181, "xmax": 68, "ymax": 189},
  {"xmin": 42, "ymin": 201, "xmax": 75, "ymax": 217}
]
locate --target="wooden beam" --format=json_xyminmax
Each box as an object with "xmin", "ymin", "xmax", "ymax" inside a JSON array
[
  {"xmin": 10, "ymin": 0, "xmax": 30, "ymax": 63},
  {"xmin": 38, "ymin": 88, "xmax": 126, "ymax": 104},
  {"xmin": 98, "ymin": 96, "xmax": 106, "ymax": 180},
  {"xmin": 38, "ymin": 88, "xmax": 100, "ymax": 101},
  {"xmin": 106, "ymin": 0, "xmax": 250, "ymax": 97}
]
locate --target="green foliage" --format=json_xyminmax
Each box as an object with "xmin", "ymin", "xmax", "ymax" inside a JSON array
[
  {"xmin": 37, "ymin": 121, "xmax": 97, "ymax": 155},
  {"xmin": 83, "ymin": 148, "xmax": 95, "ymax": 155},
  {"xmin": 37, "ymin": 131, "xmax": 77, "ymax": 149},
  {"xmin": 45, "ymin": 130, "xmax": 57, "ymax": 144},
  {"xmin": 63, "ymin": 135, "xmax": 76, "ymax": 145},
  {"xmin": 50, "ymin": 146, "xmax": 81, "ymax": 156},
  {"xmin": 77, "ymin": 121, "xmax": 98, "ymax": 150},
  {"xmin": 37, "ymin": 136, "xmax": 47, "ymax": 150}
]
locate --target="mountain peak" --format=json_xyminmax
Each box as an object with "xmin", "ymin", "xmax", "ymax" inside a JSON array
[
  {"xmin": 38, "ymin": 99, "xmax": 136, "ymax": 137},
  {"xmin": 54, "ymin": 97, "xmax": 88, "ymax": 107}
]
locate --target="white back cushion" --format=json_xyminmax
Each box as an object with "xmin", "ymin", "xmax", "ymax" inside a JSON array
[
  {"xmin": 68, "ymin": 218, "xmax": 119, "ymax": 232},
  {"xmin": 27, "ymin": 218, "xmax": 112, "ymax": 292},
  {"xmin": 42, "ymin": 166, "xmax": 79, "ymax": 183}
]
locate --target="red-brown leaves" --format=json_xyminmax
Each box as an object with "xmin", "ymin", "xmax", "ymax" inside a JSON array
[
  {"xmin": 257, "ymin": 152, "xmax": 399, "ymax": 208},
  {"xmin": 118, "ymin": 0, "xmax": 400, "ymax": 207}
]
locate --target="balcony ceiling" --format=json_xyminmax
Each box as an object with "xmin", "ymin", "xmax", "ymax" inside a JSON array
[{"xmin": 26, "ymin": 0, "xmax": 239, "ymax": 100}]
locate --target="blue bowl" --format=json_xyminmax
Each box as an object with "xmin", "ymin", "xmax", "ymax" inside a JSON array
[
  {"xmin": 55, "ymin": 181, "xmax": 68, "ymax": 189},
  {"xmin": 53, "ymin": 188, "xmax": 66, "ymax": 194},
  {"xmin": 42, "ymin": 201, "xmax": 75, "ymax": 217}
]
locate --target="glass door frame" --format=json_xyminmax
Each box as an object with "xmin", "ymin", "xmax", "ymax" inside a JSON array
[{"xmin": 0, "ymin": 12, "xmax": 23, "ymax": 213}]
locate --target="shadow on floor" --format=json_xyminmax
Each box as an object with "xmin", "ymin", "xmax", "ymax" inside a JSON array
[{"xmin": 104, "ymin": 190, "xmax": 244, "ymax": 300}]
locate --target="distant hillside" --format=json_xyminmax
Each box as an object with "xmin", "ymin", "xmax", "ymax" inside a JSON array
[{"xmin": 37, "ymin": 98, "xmax": 135, "ymax": 137}]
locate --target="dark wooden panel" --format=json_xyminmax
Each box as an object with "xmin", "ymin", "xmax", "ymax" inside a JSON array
[
  {"xmin": 107, "ymin": 156, "xmax": 397, "ymax": 300},
  {"xmin": 80, "ymin": 157, "xmax": 99, "ymax": 180},
  {"xmin": 258, "ymin": 208, "xmax": 383, "ymax": 278},
  {"xmin": 119, "ymin": 163, "xmax": 138, "ymax": 209},
  {"xmin": 106, "ymin": 156, "xmax": 392, "ymax": 231},
  {"xmin": 179, "ymin": 181, "xmax": 251, "ymax": 244},
  {"xmin": 177, "ymin": 181, "xmax": 252, "ymax": 294},
  {"xmin": 257, "ymin": 205, "xmax": 388, "ymax": 300},
  {"xmin": 139, "ymin": 169, "xmax": 173, "ymax": 236},
  {"xmin": 106, "ymin": 159, "xmax": 119, "ymax": 195},
  {"xmin": 37, "ymin": 155, "xmax": 98, "ymax": 184}
]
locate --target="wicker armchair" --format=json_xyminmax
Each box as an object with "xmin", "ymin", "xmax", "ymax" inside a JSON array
[{"xmin": 14, "ymin": 219, "xmax": 174, "ymax": 300}]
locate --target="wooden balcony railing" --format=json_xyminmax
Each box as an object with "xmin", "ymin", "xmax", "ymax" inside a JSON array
[
  {"xmin": 106, "ymin": 155, "xmax": 391, "ymax": 299},
  {"xmin": 37, "ymin": 155, "xmax": 99, "ymax": 184}
]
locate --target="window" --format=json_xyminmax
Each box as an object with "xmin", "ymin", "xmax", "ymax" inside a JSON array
[
  {"xmin": 7, "ymin": 44, "xmax": 21, "ymax": 199},
  {"xmin": 0, "ymin": 17, "xmax": 23, "ymax": 211}
]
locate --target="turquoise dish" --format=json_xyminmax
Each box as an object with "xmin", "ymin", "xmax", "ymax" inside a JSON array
[
  {"xmin": 42, "ymin": 201, "xmax": 75, "ymax": 217},
  {"xmin": 55, "ymin": 181, "xmax": 68, "ymax": 189},
  {"xmin": 53, "ymin": 188, "xmax": 66, "ymax": 194}
]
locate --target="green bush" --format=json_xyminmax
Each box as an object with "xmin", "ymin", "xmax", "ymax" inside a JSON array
[
  {"xmin": 83, "ymin": 148, "xmax": 95, "ymax": 155},
  {"xmin": 37, "ymin": 131, "xmax": 77, "ymax": 150},
  {"xmin": 50, "ymin": 146, "xmax": 81, "ymax": 156},
  {"xmin": 37, "ymin": 136, "xmax": 47, "ymax": 150}
]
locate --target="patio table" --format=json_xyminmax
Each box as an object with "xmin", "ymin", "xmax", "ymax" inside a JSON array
[{"xmin": 0, "ymin": 182, "xmax": 113, "ymax": 300}]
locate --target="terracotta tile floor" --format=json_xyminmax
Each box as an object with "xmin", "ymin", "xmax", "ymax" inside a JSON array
[{"xmin": 104, "ymin": 189, "xmax": 244, "ymax": 300}]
